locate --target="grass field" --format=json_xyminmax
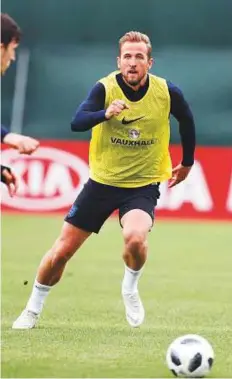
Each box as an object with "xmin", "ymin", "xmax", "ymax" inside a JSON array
[{"xmin": 1, "ymin": 214, "xmax": 232, "ymax": 378}]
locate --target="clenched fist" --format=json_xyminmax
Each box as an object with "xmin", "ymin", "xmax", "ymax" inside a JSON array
[
  {"xmin": 3, "ymin": 133, "xmax": 39, "ymax": 155},
  {"xmin": 105, "ymin": 99, "xmax": 129, "ymax": 119}
]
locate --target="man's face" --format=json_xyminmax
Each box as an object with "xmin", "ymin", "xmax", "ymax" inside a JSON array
[
  {"xmin": 1, "ymin": 40, "xmax": 18, "ymax": 75},
  {"xmin": 117, "ymin": 41, "xmax": 153, "ymax": 87}
]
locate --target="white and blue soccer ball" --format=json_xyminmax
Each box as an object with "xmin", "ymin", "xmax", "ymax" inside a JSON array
[{"xmin": 166, "ymin": 334, "xmax": 214, "ymax": 378}]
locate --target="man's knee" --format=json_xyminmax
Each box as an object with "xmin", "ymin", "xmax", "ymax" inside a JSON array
[{"xmin": 123, "ymin": 229, "xmax": 147, "ymax": 254}]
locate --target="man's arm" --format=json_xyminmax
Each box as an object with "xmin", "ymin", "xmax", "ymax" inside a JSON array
[
  {"xmin": 167, "ymin": 81, "xmax": 196, "ymax": 187},
  {"xmin": 71, "ymin": 82, "xmax": 107, "ymax": 131},
  {"xmin": 1, "ymin": 125, "xmax": 39, "ymax": 155},
  {"xmin": 168, "ymin": 81, "xmax": 196, "ymax": 167},
  {"xmin": 1, "ymin": 125, "xmax": 9, "ymax": 142}
]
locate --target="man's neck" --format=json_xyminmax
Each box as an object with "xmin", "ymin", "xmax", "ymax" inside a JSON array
[{"xmin": 121, "ymin": 74, "xmax": 148, "ymax": 91}]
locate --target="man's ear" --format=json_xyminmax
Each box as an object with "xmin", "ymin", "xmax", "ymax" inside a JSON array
[
  {"xmin": 148, "ymin": 57, "xmax": 154, "ymax": 70},
  {"xmin": 117, "ymin": 56, "xmax": 121, "ymax": 70}
]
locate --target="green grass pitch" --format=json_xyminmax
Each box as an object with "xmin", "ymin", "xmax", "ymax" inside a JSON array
[{"xmin": 1, "ymin": 214, "xmax": 232, "ymax": 378}]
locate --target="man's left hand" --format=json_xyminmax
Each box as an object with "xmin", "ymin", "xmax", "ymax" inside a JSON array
[
  {"xmin": 168, "ymin": 163, "xmax": 193, "ymax": 188},
  {"xmin": 1, "ymin": 167, "xmax": 18, "ymax": 197}
]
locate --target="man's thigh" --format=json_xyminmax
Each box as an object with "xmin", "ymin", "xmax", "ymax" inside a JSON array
[
  {"xmin": 119, "ymin": 183, "xmax": 160, "ymax": 228},
  {"xmin": 64, "ymin": 179, "xmax": 119, "ymax": 233}
]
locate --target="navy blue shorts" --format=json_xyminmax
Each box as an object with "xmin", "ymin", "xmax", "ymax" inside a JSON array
[{"xmin": 65, "ymin": 179, "xmax": 160, "ymax": 234}]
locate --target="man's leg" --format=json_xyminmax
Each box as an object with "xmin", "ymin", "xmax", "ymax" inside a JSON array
[
  {"xmin": 121, "ymin": 209, "xmax": 152, "ymax": 327},
  {"xmin": 12, "ymin": 178, "xmax": 121, "ymax": 330},
  {"xmin": 12, "ymin": 222, "xmax": 91, "ymax": 329}
]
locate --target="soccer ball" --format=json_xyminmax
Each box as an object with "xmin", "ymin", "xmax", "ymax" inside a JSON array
[{"xmin": 166, "ymin": 334, "xmax": 214, "ymax": 378}]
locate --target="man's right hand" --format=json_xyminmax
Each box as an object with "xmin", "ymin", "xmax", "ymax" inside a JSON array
[
  {"xmin": 3, "ymin": 133, "xmax": 40, "ymax": 155},
  {"xmin": 105, "ymin": 99, "xmax": 129, "ymax": 119}
]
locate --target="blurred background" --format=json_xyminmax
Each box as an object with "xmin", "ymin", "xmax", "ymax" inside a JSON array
[
  {"xmin": 1, "ymin": 2, "xmax": 232, "ymax": 378},
  {"xmin": 1, "ymin": 0, "xmax": 232, "ymax": 218},
  {"xmin": 2, "ymin": 0, "xmax": 232, "ymax": 144}
]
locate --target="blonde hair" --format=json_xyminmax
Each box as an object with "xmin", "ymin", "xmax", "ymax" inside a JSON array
[{"xmin": 119, "ymin": 31, "xmax": 152, "ymax": 58}]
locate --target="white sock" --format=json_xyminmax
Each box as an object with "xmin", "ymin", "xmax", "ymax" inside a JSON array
[
  {"xmin": 26, "ymin": 280, "xmax": 51, "ymax": 315},
  {"xmin": 122, "ymin": 265, "xmax": 143, "ymax": 294}
]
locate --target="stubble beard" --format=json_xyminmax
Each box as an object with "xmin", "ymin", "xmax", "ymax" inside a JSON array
[{"xmin": 123, "ymin": 74, "xmax": 142, "ymax": 87}]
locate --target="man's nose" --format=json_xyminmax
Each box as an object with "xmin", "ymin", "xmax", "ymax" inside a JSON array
[{"xmin": 129, "ymin": 57, "xmax": 137, "ymax": 66}]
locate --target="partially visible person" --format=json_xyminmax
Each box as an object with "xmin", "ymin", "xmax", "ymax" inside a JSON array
[
  {"xmin": 1, "ymin": 125, "xmax": 39, "ymax": 155},
  {"xmin": 1, "ymin": 13, "xmax": 39, "ymax": 189},
  {"xmin": 1, "ymin": 12, "xmax": 20, "ymax": 75}
]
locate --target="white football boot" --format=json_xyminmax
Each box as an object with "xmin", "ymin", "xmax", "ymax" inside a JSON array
[
  {"xmin": 122, "ymin": 291, "xmax": 145, "ymax": 327},
  {"xmin": 12, "ymin": 309, "xmax": 39, "ymax": 329}
]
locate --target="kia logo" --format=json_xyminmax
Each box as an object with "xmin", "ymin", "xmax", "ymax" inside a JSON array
[{"xmin": 1, "ymin": 147, "xmax": 89, "ymax": 211}]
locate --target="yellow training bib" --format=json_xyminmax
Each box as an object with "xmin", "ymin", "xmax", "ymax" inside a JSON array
[{"xmin": 89, "ymin": 71, "xmax": 172, "ymax": 188}]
